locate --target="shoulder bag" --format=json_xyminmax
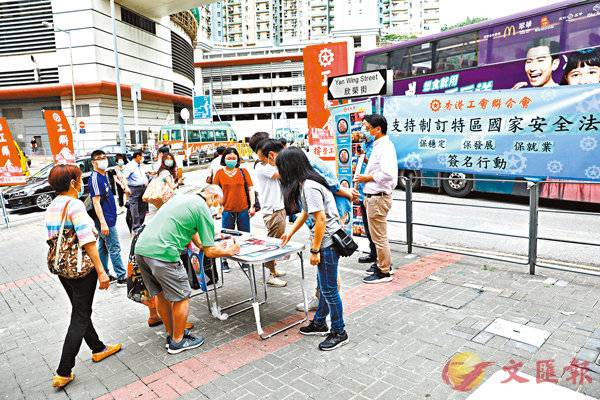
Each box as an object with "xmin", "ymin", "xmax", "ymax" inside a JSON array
[
  {"xmin": 46, "ymin": 200, "xmax": 95, "ymax": 279},
  {"xmin": 240, "ymin": 168, "xmax": 261, "ymax": 212}
]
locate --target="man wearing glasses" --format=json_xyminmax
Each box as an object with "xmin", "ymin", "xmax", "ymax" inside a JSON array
[
  {"xmin": 354, "ymin": 115, "xmax": 398, "ymax": 284},
  {"xmin": 89, "ymin": 150, "xmax": 126, "ymax": 285}
]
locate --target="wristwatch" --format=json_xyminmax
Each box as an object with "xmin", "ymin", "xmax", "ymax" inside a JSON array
[{"xmin": 310, "ymin": 248, "xmax": 320, "ymax": 254}]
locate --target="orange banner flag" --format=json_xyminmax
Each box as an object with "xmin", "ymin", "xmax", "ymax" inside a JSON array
[{"xmin": 43, "ymin": 110, "xmax": 75, "ymax": 164}]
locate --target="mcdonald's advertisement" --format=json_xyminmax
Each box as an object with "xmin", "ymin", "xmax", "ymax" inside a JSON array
[{"xmin": 391, "ymin": 1, "xmax": 600, "ymax": 96}]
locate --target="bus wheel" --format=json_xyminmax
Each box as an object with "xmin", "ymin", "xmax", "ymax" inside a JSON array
[
  {"xmin": 397, "ymin": 170, "xmax": 421, "ymax": 192},
  {"xmin": 441, "ymin": 172, "xmax": 473, "ymax": 198}
]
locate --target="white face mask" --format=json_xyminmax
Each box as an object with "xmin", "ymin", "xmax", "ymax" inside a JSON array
[{"xmin": 97, "ymin": 159, "xmax": 109, "ymax": 170}]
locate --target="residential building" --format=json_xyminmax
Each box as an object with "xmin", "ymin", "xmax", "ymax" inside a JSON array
[{"xmin": 0, "ymin": 0, "xmax": 208, "ymax": 155}]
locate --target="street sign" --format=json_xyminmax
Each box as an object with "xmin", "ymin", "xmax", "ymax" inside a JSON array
[
  {"xmin": 180, "ymin": 108, "xmax": 190, "ymax": 122},
  {"xmin": 79, "ymin": 121, "xmax": 85, "ymax": 129},
  {"xmin": 193, "ymin": 95, "xmax": 212, "ymax": 120},
  {"xmin": 327, "ymin": 69, "xmax": 392, "ymax": 100},
  {"xmin": 79, "ymin": 128, "xmax": 86, "ymax": 134}
]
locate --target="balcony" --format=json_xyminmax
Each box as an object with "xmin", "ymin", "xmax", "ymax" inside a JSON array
[{"xmin": 170, "ymin": 10, "xmax": 198, "ymax": 47}]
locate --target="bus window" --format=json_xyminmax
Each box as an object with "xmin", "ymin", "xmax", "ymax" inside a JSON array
[
  {"xmin": 188, "ymin": 130, "xmax": 201, "ymax": 142},
  {"xmin": 435, "ymin": 32, "xmax": 479, "ymax": 72},
  {"xmin": 161, "ymin": 130, "xmax": 170, "ymax": 142},
  {"xmin": 363, "ymin": 52, "xmax": 389, "ymax": 71},
  {"xmin": 390, "ymin": 44, "xmax": 433, "ymax": 79},
  {"xmin": 390, "ymin": 48, "xmax": 410, "ymax": 79},
  {"xmin": 563, "ymin": 3, "xmax": 600, "ymax": 52},
  {"xmin": 200, "ymin": 130, "xmax": 214, "ymax": 142},
  {"xmin": 171, "ymin": 129, "xmax": 182, "ymax": 141},
  {"xmin": 227, "ymin": 129, "xmax": 237, "ymax": 141},
  {"xmin": 215, "ymin": 129, "xmax": 227, "ymax": 141},
  {"xmin": 409, "ymin": 43, "xmax": 433, "ymax": 76}
]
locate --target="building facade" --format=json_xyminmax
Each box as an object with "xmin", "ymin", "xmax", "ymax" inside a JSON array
[
  {"xmin": 195, "ymin": 46, "xmax": 308, "ymax": 137},
  {"xmin": 0, "ymin": 0, "xmax": 201, "ymax": 155}
]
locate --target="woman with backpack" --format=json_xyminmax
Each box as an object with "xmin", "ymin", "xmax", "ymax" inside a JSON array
[
  {"xmin": 45, "ymin": 164, "xmax": 121, "ymax": 388},
  {"xmin": 278, "ymin": 147, "xmax": 349, "ymax": 351}
]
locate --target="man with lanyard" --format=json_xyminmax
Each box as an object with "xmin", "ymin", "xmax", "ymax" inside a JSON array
[
  {"xmin": 124, "ymin": 150, "xmax": 149, "ymax": 232},
  {"xmin": 355, "ymin": 114, "xmax": 398, "ymax": 284},
  {"xmin": 89, "ymin": 150, "xmax": 126, "ymax": 285}
]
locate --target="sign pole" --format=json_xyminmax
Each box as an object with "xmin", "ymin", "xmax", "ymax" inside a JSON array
[{"xmin": 0, "ymin": 192, "xmax": 9, "ymax": 228}]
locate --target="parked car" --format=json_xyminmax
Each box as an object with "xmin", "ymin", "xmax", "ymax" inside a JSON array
[
  {"xmin": 97, "ymin": 145, "xmax": 152, "ymax": 163},
  {"xmin": 3, "ymin": 154, "xmax": 118, "ymax": 211}
]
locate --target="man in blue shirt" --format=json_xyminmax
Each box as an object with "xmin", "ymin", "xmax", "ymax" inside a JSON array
[
  {"xmin": 123, "ymin": 151, "xmax": 149, "ymax": 232},
  {"xmin": 89, "ymin": 150, "xmax": 126, "ymax": 285}
]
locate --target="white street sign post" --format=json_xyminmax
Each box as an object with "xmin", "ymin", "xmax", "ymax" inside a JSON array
[
  {"xmin": 327, "ymin": 69, "xmax": 392, "ymax": 100},
  {"xmin": 131, "ymin": 83, "xmax": 142, "ymax": 146}
]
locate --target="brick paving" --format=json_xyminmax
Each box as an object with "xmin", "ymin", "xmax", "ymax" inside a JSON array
[{"xmin": 2, "ymin": 214, "xmax": 600, "ymax": 399}]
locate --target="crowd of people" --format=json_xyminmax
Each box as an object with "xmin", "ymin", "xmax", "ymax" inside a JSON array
[{"xmin": 44, "ymin": 114, "xmax": 397, "ymax": 388}]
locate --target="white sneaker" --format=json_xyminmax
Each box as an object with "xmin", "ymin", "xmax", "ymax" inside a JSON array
[
  {"xmin": 274, "ymin": 269, "xmax": 286, "ymax": 277},
  {"xmin": 296, "ymin": 296, "xmax": 318, "ymax": 311},
  {"xmin": 266, "ymin": 275, "xmax": 287, "ymax": 287}
]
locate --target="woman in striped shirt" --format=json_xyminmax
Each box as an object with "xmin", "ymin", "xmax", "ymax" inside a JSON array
[{"xmin": 45, "ymin": 164, "xmax": 121, "ymax": 389}]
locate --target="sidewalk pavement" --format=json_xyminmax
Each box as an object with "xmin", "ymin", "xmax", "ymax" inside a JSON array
[{"xmin": 1, "ymin": 214, "xmax": 600, "ymax": 399}]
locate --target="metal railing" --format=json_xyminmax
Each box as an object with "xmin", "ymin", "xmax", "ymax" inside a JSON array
[{"xmin": 391, "ymin": 176, "xmax": 600, "ymax": 276}]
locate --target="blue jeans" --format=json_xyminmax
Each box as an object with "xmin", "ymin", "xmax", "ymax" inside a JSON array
[
  {"xmin": 222, "ymin": 210, "xmax": 251, "ymax": 232},
  {"xmin": 98, "ymin": 225, "xmax": 126, "ymax": 279},
  {"xmin": 314, "ymin": 246, "xmax": 345, "ymax": 334}
]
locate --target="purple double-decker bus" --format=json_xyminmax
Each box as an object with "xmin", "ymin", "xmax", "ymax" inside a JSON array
[{"xmin": 354, "ymin": 0, "xmax": 600, "ymax": 202}]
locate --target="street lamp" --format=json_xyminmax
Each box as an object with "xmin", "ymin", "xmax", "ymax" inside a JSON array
[
  {"xmin": 42, "ymin": 21, "xmax": 78, "ymax": 154},
  {"xmin": 109, "ymin": 0, "xmax": 127, "ymax": 154}
]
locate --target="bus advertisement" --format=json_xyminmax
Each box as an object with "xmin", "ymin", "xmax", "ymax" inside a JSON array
[{"xmin": 354, "ymin": 0, "xmax": 600, "ymax": 202}]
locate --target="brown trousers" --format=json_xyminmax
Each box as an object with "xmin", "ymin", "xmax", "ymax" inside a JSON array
[
  {"xmin": 365, "ymin": 194, "xmax": 393, "ymax": 273},
  {"xmin": 263, "ymin": 209, "xmax": 287, "ymax": 272}
]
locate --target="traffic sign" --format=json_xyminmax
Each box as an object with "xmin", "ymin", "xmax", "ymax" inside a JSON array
[
  {"xmin": 193, "ymin": 95, "xmax": 212, "ymax": 120},
  {"xmin": 79, "ymin": 121, "xmax": 85, "ymax": 129},
  {"xmin": 327, "ymin": 69, "xmax": 392, "ymax": 100}
]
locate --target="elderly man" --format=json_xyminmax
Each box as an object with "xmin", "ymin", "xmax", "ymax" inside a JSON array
[
  {"xmin": 135, "ymin": 185, "xmax": 240, "ymax": 354},
  {"xmin": 123, "ymin": 151, "xmax": 148, "ymax": 232}
]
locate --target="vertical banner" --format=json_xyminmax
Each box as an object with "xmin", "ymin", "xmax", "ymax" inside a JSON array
[
  {"xmin": 43, "ymin": 110, "xmax": 75, "ymax": 165},
  {"xmin": 329, "ymin": 100, "xmax": 373, "ymax": 235},
  {"xmin": 303, "ymin": 41, "xmax": 349, "ymax": 160},
  {"xmin": 0, "ymin": 118, "xmax": 26, "ymax": 186}
]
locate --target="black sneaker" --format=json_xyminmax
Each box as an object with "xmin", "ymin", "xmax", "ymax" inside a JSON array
[
  {"xmin": 364, "ymin": 263, "xmax": 377, "ymax": 275},
  {"xmin": 108, "ymin": 275, "xmax": 117, "ymax": 283},
  {"xmin": 319, "ymin": 331, "xmax": 349, "ymax": 351},
  {"xmin": 358, "ymin": 255, "xmax": 377, "ymax": 264},
  {"xmin": 363, "ymin": 269, "xmax": 392, "ymax": 284},
  {"xmin": 165, "ymin": 329, "xmax": 191, "ymax": 348},
  {"xmin": 116, "ymin": 278, "xmax": 127, "ymax": 287},
  {"xmin": 222, "ymin": 262, "xmax": 231, "ymax": 273},
  {"xmin": 299, "ymin": 321, "xmax": 330, "ymax": 336},
  {"xmin": 167, "ymin": 334, "xmax": 205, "ymax": 354}
]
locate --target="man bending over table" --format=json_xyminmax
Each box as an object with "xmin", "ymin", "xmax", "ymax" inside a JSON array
[{"xmin": 135, "ymin": 185, "xmax": 240, "ymax": 354}]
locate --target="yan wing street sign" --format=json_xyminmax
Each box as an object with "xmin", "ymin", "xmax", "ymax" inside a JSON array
[{"xmin": 327, "ymin": 69, "xmax": 392, "ymax": 100}]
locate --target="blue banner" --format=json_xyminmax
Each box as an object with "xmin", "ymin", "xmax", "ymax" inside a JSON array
[
  {"xmin": 193, "ymin": 95, "xmax": 212, "ymax": 120},
  {"xmin": 383, "ymin": 85, "xmax": 600, "ymax": 181}
]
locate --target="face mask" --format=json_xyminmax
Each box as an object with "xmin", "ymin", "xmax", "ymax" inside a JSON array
[
  {"xmin": 363, "ymin": 129, "xmax": 375, "ymax": 143},
  {"xmin": 164, "ymin": 159, "xmax": 174, "ymax": 168},
  {"xmin": 225, "ymin": 159, "xmax": 237, "ymax": 169},
  {"xmin": 73, "ymin": 181, "xmax": 84, "ymax": 197},
  {"xmin": 97, "ymin": 159, "xmax": 109, "ymax": 170},
  {"xmin": 117, "ymin": 160, "xmax": 124, "ymax": 166}
]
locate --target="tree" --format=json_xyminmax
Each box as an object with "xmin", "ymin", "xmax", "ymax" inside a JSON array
[
  {"xmin": 381, "ymin": 33, "xmax": 418, "ymax": 43},
  {"xmin": 441, "ymin": 17, "xmax": 487, "ymax": 32}
]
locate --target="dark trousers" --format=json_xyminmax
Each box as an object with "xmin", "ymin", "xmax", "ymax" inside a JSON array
[
  {"xmin": 128, "ymin": 185, "xmax": 148, "ymax": 232},
  {"xmin": 57, "ymin": 270, "xmax": 105, "ymax": 377},
  {"xmin": 360, "ymin": 201, "xmax": 377, "ymax": 258},
  {"xmin": 116, "ymin": 184, "xmax": 125, "ymax": 207}
]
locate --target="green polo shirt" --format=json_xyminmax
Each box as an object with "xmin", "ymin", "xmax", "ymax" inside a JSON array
[{"xmin": 135, "ymin": 194, "xmax": 215, "ymax": 262}]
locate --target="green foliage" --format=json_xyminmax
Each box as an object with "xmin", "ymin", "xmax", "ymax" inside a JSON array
[
  {"xmin": 441, "ymin": 17, "xmax": 487, "ymax": 32},
  {"xmin": 381, "ymin": 33, "xmax": 418, "ymax": 42}
]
